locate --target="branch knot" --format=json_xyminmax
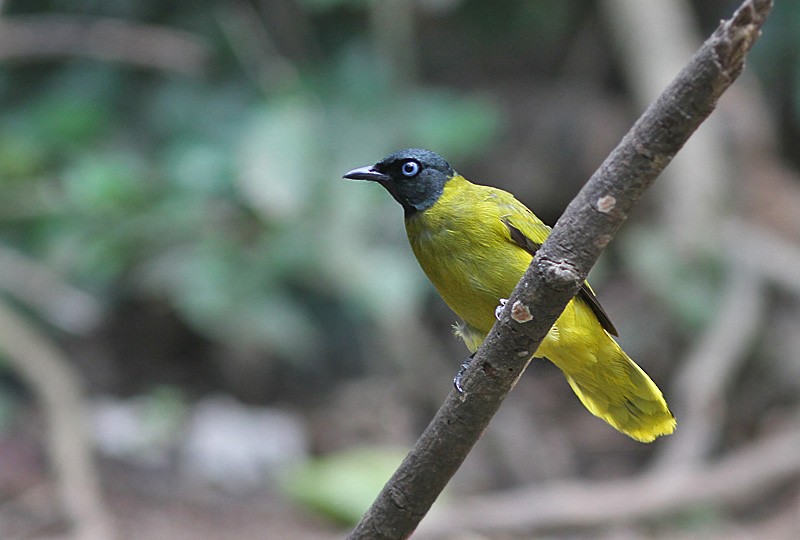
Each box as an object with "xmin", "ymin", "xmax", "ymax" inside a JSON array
[{"xmin": 537, "ymin": 257, "xmax": 581, "ymax": 291}]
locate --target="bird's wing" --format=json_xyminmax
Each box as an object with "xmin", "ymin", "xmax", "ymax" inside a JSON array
[{"xmin": 498, "ymin": 196, "xmax": 619, "ymax": 336}]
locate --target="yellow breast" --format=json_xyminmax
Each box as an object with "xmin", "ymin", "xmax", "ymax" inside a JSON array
[{"xmin": 404, "ymin": 175, "xmax": 533, "ymax": 335}]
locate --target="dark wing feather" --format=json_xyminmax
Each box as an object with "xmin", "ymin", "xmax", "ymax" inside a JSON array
[
  {"xmin": 576, "ymin": 283, "xmax": 618, "ymax": 336},
  {"xmin": 502, "ymin": 219, "xmax": 618, "ymax": 336}
]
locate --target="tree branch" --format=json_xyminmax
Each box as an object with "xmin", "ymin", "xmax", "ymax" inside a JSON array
[
  {"xmin": 348, "ymin": 1, "xmax": 772, "ymax": 538},
  {"xmin": 0, "ymin": 246, "xmax": 103, "ymax": 334},
  {"xmin": 0, "ymin": 299, "xmax": 114, "ymax": 539},
  {"xmin": 0, "ymin": 15, "xmax": 210, "ymax": 76}
]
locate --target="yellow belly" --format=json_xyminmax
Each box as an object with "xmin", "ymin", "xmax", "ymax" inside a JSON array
[{"xmin": 406, "ymin": 211, "xmax": 589, "ymax": 358}]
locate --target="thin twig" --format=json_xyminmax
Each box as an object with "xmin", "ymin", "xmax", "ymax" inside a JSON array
[{"xmin": 349, "ymin": 1, "xmax": 772, "ymax": 538}]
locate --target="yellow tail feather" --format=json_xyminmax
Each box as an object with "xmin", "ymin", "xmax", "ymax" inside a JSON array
[
  {"xmin": 557, "ymin": 347, "xmax": 675, "ymax": 443},
  {"xmin": 457, "ymin": 318, "xmax": 675, "ymax": 442}
]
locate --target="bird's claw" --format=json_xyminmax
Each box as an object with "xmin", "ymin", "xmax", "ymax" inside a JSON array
[
  {"xmin": 495, "ymin": 298, "xmax": 508, "ymax": 320},
  {"xmin": 453, "ymin": 353, "xmax": 475, "ymax": 394}
]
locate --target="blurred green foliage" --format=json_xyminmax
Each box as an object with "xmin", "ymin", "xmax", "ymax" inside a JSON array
[
  {"xmin": 0, "ymin": 0, "xmax": 798, "ymax": 532},
  {"xmin": 0, "ymin": 1, "xmax": 502, "ymax": 368},
  {"xmin": 620, "ymin": 228, "xmax": 724, "ymax": 332},
  {"xmin": 0, "ymin": 0, "xmax": 797, "ymax": 374}
]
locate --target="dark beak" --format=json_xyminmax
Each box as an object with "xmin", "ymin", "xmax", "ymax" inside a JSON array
[{"xmin": 343, "ymin": 165, "xmax": 390, "ymax": 182}]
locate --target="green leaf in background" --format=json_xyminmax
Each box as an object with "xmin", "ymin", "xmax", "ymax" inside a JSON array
[
  {"xmin": 163, "ymin": 141, "xmax": 233, "ymax": 197},
  {"xmin": 0, "ymin": 131, "xmax": 48, "ymax": 180},
  {"xmin": 280, "ymin": 446, "xmax": 409, "ymax": 525},
  {"xmin": 62, "ymin": 151, "xmax": 150, "ymax": 212},
  {"xmin": 0, "ymin": 0, "xmax": 504, "ymax": 371},
  {"xmin": 404, "ymin": 90, "xmax": 501, "ymax": 159},
  {"xmin": 236, "ymin": 98, "xmax": 322, "ymax": 222}
]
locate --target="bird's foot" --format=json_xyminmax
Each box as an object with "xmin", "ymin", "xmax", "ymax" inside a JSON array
[
  {"xmin": 494, "ymin": 298, "xmax": 508, "ymax": 320},
  {"xmin": 453, "ymin": 353, "xmax": 476, "ymax": 394}
]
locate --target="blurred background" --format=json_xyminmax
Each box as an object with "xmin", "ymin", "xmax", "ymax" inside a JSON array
[{"xmin": 0, "ymin": 0, "xmax": 798, "ymax": 538}]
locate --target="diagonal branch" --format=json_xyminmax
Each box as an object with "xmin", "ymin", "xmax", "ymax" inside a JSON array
[{"xmin": 349, "ymin": 1, "xmax": 772, "ymax": 538}]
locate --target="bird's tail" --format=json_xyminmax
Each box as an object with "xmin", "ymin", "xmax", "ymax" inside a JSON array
[{"xmin": 553, "ymin": 341, "xmax": 676, "ymax": 442}]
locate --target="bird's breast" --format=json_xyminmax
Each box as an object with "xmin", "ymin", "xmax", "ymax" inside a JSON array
[{"xmin": 405, "ymin": 203, "xmax": 531, "ymax": 335}]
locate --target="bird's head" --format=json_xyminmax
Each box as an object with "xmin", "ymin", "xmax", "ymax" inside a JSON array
[{"xmin": 343, "ymin": 148, "xmax": 454, "ymax": 215}]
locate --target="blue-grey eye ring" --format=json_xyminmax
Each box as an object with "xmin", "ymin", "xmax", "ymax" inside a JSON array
[{"xmin": 401, "ymin": 161, "xmax": 420, "ymax": 177}]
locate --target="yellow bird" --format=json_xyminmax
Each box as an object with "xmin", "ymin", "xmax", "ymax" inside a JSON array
[{"xmin": 344, "ymin": 148, "xmax": 675, "ymax": 442}]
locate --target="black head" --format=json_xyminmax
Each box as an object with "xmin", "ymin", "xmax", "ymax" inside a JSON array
[{"xmin": 343, "ymin": 148, "xmax": 455, "ymax": 215}]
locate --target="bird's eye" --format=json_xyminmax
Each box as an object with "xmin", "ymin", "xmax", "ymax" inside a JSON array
[{"xmin": 401, "ymin": 161, "xmax": 420, "ymax": 177}]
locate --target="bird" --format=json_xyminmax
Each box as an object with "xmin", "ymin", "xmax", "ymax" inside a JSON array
[{"xmin": 343, "ymin": 148, "xmax": 675, "ymax": 442}]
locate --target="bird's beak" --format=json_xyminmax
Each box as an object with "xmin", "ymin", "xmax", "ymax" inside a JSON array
[{"xmin": 343, "ymin": 165, "xmax": 390, "ymax": 182}]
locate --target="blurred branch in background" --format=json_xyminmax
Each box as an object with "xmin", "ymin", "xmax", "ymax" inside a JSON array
[
  {"xmin": 217, "ymin": 0, "xmax": 301, "ymax": 94},
  {"xmin": 369, "ymin": 0, "xmax": 417, "ymax": 88},
  {"xmin": 0, "ymin": 15, "xmax": 211, "ymax": 76},
  {"xmin": 731, "ymin": 220, "xmax": 800, "ymax": 293},
  {"xmin": 656, "ymin": 216, "xmax": 800, "ymax": 470},
  {"xmin": 419, "ymin": 424, "xmax": 800, "ymax": 536},
  {"xmin": 602, "ymin": 0, "xmax": 731, "ymax": 254},
  {"xmin": 0, "ymin": 246, "xmax": 103, "ymax": 334},
  {"xmin": 654, "ymin": 240, "xmax": 766, "ymax": 468},
  {"xmin": 0, "ymin": 299, "xmax": 114, "ymax": 540}
]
